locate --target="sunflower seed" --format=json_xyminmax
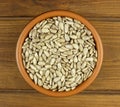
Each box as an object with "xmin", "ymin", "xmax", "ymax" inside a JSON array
[
  {"xmin": 33, "ymin": 75, "xmax": 37, "ymax": 84},
  {"xmin": 45, "ymin": 70, "xmax": 50, "ymax": 78},
  {"xmin": 38, "ymin": 79, "xmax": 43, "ymax": 86},
  {"xmin": 29, "ymin": 73, "xmax": 34, "ymax": 80},
  {"xmin": 38, "ymin": 61, "xmax": 45, "ymax": 66},
  {"xmin": 70, "ymin": 35, "xmax": 77, "ymax": 39},
  {"xmin": 65, "ymin": 44, "xmax": 73, "ymax": 49},
  {"xmin": 36, "ymin": 73, "xmax": 42, "ymax": 79},
  {"xmin": 30, "ymin": 64, "xmax": 37, "ymax": 71},
  {"xmin": 57, "ymin": 63, "xmax": 62, "ymax": 69},
  {"xmin": 75, "ymin": 76, "xmax": 81, "ymax": 83},
  {"xmin": 58, "ymin": 87, "xmax": 65, "ymax": 91},
  {"xmin": 22, "ymin": 16, "xmax": 98, "ymax": 92},
  {"xmin": 86, "ymin": 57, "xmax": 93, "ymax": 62},
  {"xmin": 59, "ymin": 22, "xmax": 64, "ymax": 30},
  {"xmin": 54, "ymin": 77, "xmax": 61, "ymax": 82},
  {"xmin": 74, "ymin": 56, "xmax": 78, "ymax": 63},
  {"xmin": 83, "ymin": 48, "xmax": 88, "ymax": 55},
  {"xmin": 33, "ymin": 57, "xmax": 37, "ymax": 65},
  {"xmin": 25, "ymin": 51, "xmax": 29, "ymax": 57},
  {"xmin": 56, "ymin": 70, "xmax": 62, "ymax": 77},
  {"xmin": 44, "ymin": 50, "xmax": 49, "ymax": 57},
  {"xmin": 73, "ymin": 43, "xmax": 79, "ymax": 49},
  {"xmin": 50, "ymin": 29, "xmax": 57, "ymax": 33},
  {"xmin": 81, "ymin": 62, "xmax": 86, "ymax": 68},
  {"xmin": 41, "ymin": 28, "xmax": 49, "ymax": 33},
  {"xmin": 71, "ymin": 68, "xmax": 76, "ymax": 76},
  {"xmin": 50, "ymin": 58, "xmax": 55, "ymax": 65},
  {"xmin": 64, "ymin": 34, "xmax": 70, "ymax": 41},
  {"xmin": 43, "ymin": 85, "xmax": 49, "ymax": 89},
  {"xmin": 64, "ymin": 24, "xmax": 69, "ymax": 33}
]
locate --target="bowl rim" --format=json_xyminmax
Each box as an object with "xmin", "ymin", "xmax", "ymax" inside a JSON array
[{"xmin": 16, "ymin": 10, "xmax": 103, "ymax": 97}]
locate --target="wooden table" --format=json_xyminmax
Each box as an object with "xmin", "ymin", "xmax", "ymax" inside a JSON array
[{"xmin": 0, "ymin": 0, "xmax": 120, "ymax": 107}]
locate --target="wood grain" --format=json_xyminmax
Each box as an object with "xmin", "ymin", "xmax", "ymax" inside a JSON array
[
  {"xmin": 0, "ymin": 0, "xmax": 120, "ymax": 18},
  {"xmin": 0, "ymin": 92, "xmax": 119, "ymax": 107},
  {"xmin": 0, "ymin": 0, "xmax": 120, "ymax": 106}
]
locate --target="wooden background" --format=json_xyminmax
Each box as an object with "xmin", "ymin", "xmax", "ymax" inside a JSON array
[{"xmin": 0, "ymin": 0, "xmax": 120, "ymax": 107}]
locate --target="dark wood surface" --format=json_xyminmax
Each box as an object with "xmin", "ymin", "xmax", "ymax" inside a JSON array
[{"xmin": 0, "ymin": 0, "xmax": 120, "ymax": 107}]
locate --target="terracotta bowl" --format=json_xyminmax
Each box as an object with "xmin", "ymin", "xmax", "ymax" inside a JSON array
[{"xmin": 16, "ymin": 10, "xmax": 103, "ymax": 97}]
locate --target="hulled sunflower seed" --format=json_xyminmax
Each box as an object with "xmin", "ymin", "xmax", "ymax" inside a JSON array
[
  {"xmin": 73, "ymin": 43, "xmax": 79, "ymax": 49},
  {"xmin": 38, "ymin": 61, "xmax": 45, "ymax": 66},
  {"xmin": 38, "ymin": 79, "xmax": 43, "ymax": 86},
  {"xmin": 36, "ymin": 73, "xmax": 42, "ymax": 79},
  {"xmin": 45, "ymin": 70, "xmax": 50, "ymax": 78},
  {"xmin": 32, "ymin": 57, "xmax": 37, "ymax": 65},
  {"xmin": 22, "ymin": 16, "xmax": 98, "ymax": 92},
  {"xmin": 65, "ymin": 44, "xmax": 73, "ymax": 49},
  {"xmin": 33, "ymin": 75, "xmax": 37, "ymax": 84},
  {"xmin": 29, "ymin": 73, "xmax": 34, "ymax": 80},
  {"xmin": 70, "ymin": 35, "xmax": 77, "ymax": 39},
  {"xmin": 41, "ymin": 28, "xmax": 49, "ymax": 33},
  {"xmin": 64, "ymin": 34, "xmax": 70, "ymax": 41},
  {"xmin": 54, "ymin": 77, "xmax": 61, "ymax": 82}
]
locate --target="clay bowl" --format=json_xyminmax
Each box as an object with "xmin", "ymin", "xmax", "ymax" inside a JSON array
[{"xmin": 16, "ymin": 10, "xmax": 103, "ymax": 97}]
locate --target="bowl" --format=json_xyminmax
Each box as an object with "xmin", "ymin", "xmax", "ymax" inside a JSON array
[{"xmin": 16, "ymin": 10, "xmax": 103, "ymax": 97}]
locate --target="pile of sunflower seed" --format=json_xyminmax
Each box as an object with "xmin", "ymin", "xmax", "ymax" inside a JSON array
[{"xmin": 22, "ymin": 16, "xmax": 98, "ymax": 91}]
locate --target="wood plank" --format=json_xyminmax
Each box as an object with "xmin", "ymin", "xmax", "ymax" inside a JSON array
[
  {"xmin": 0, "ymin": 0, "xmax": 120, "ymax": 18},
  {"xmin": 0, "ymin": 19, "xmax": 36, "ymax": 89},
  {"xmin": 0, "ymin": 18, "xmax": 120, "ymax": 91},
  {"xmin": 0, "ymin": 92, "xmax": 119, "ymax": 107},
  {"xmin": 87, "ymin": 20, "xmax": 120, "ymax": 90}
]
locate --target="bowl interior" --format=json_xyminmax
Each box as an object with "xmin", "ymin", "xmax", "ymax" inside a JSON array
[{"xmin": 16, "ymin": 10, "xmax": 103, "ymax": 97}]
